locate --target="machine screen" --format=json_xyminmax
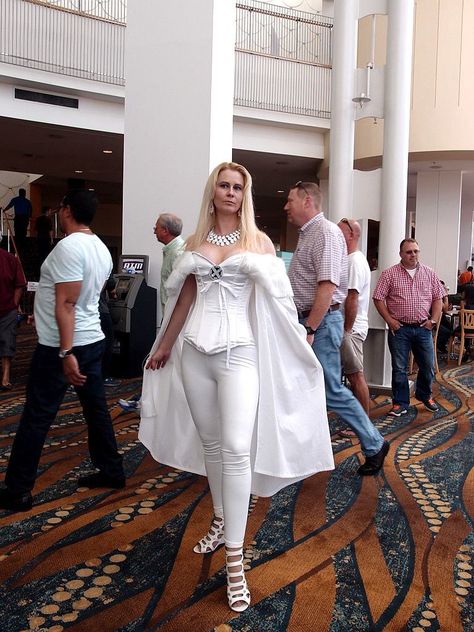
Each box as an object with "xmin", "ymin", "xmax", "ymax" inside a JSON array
[
  {"xmin": 121, "ymin": 257, "xmax": 145, "ymax": 274},
  {"xmin": 115, "ymin": 278, "xmax": 133, "ymax": 298}
]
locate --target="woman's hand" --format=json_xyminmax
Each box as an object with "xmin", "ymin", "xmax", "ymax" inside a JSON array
[
  {"xmin": 146, "ymin": 348, "xmax": 170, "ymax": 370},
  {"xmin": 145, "ymin": 274, "xmax": 196, "ymax": 371}
]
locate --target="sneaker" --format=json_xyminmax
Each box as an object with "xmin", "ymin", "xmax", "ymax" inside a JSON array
[
  {"xmin": 77, "ymin": 472, "xmax": 126, "ymax": 489},
  {"xmin": 358, "ymin": 441, "xmax": 390, "ymax": 476},
  {"xmin": 387, "ymin": 405, "xmax": 408, "ymax": 417},
  {"xmin": 421, "ymin": 398, "xmax": 439, "ymax": 412},
  {"xmin": 118, "ymin": 396, "xmax": 141, "ymax": 411},
  {"xmin": 0, "ymin": 487, "xmax": 33, "ymax": 512},
  {"xmin": 104, "ymin": 377, "xmax": 121, "ymax": 388}
]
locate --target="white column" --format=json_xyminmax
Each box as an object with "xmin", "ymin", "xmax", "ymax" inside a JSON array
[
  {"xmin": 327, "ymin": 0, "xmax": 357, "ymax": 220},
  {"xmin": 122, "ymin": 1, "xmax": 235, "ymax": 293},
  {"xmin": 378, "ymin": 0, "xmax": 414, "ymax": 270},
  {"xmin": 363, "ymin": 0, "xmax": 414, "ymax": 390},
  {"xmin": 415, "ymin": 171, "xmax": 461, "ymax": 292}
]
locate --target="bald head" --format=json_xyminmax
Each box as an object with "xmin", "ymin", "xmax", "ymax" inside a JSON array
[{"xmin": 337, "ymin": 218, "xmax": 361, "ymax": 254}]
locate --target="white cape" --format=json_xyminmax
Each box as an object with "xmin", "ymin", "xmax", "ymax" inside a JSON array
[{"xmin": 139, "ymin": 251, "xmax": 334, "ymax": 497}]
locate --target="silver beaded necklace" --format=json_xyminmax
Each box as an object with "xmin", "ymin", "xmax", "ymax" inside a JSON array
[{"xmin": 206, "ymin": 227, "xmax": 241, "ymax": 247}]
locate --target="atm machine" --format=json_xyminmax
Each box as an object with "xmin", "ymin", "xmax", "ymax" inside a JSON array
[{"xmin": 109, "ymin": 254, "xmax": 157, "ymax": 378}]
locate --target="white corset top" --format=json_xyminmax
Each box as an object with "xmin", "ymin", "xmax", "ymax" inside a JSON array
[{"xmin": 183, "ymin": 252, "xmax": 254, "ymax": 357}]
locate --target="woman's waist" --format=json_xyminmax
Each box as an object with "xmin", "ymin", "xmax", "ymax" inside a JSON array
[
  {"xmin": 182, "ymin": 335, "xmax": 255, "ymax": 355},
  {"xmin": 184, "ymin": 317, "xmax": 254, "ymax": 342}
]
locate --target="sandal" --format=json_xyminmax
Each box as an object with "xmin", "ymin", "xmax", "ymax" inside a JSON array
[
  {"xmin": 193, "ymin": 516, "xmax": 224, "ymax": 554},
  {"xmin": 0, "ymin": 383, "xmax": 12, "ymax": 391},
  {"xmin": 226, "ymin": 547, "xmax": 251, "ymax": 612}
]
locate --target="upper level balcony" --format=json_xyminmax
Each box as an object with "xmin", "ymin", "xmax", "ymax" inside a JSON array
[{"xmin": 0, "ymin": 0, "xmax": 333, "ymax": 119}]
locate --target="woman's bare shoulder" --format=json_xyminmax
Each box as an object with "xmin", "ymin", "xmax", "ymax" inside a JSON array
[{"xmin": 258, "ymin": 231, "xmax": 276, "ymax": 255}]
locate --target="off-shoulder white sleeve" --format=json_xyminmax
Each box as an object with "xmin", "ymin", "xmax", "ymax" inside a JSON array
[
  {"xmin": 241, "ymin": 253, "xmax": 293, "ymax": 298},
  {"xmin": 164, "ymin": 251, "xmax": 195, "ymax": 298}
]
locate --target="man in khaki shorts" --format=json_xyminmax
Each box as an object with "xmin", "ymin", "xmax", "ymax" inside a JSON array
[{"xmin": 338, "ymin": 218, "xmax": 371, "ymax": 415}]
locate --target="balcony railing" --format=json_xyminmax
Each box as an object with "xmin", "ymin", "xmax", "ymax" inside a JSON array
[
  {"xmin": 0, "ymin": 0, "xmax": 332, "ymax": 116},
  {"xmin": 235, "ymin": 0, "xmax": 333, "ymax": 118},
  {"xmin": 0, "ymin": 0, "xmax": 125, "ymax": 85}
]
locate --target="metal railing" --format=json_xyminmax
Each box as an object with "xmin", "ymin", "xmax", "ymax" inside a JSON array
[
  {"xmin": 35, "ymin": 0, "xmax": 126, "ymax": 22},
  {"xmin": 0, "ymin": 0, "xmax": 332, "ymax": 116},
  {"xmin": 235, "ymin": 0, "xmax": 333, "ymax": 118},
  {"xmin": 0, "ymin": 0, "xmax": 125, "ymax": 85}
]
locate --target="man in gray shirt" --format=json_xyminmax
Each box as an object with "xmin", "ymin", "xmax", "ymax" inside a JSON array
[
  {"xmin": 118, "ymin": 213, "xmax": 184, "ymax": 412},
  {"xmin": 153, "ymin": 213, "xmax": 185, "ymax": 314}
]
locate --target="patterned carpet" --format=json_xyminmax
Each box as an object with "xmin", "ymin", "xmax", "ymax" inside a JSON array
[{"xmin": 0, "ymin": 327, "xmax": 473, "ymax": 631}]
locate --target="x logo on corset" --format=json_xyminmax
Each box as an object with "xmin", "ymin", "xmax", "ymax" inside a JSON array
[{"xmin": 209, "ymin": 265, "xmax": 223, "ymax": 280}]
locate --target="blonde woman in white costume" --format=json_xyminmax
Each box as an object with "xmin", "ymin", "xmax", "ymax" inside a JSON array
[{"xmin": 139, "ymin": 162, "xmax": 333, "ymax": 613}]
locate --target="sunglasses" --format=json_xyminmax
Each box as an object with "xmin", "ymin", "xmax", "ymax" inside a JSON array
[
  {"xmin": 293, "ymin": 181, "xmax": 311, "ymax": 197},
  {"xmin": 340, "ymin": 217, "xmax": 353, "ymax": 234},
  {"xmin": 404, "ymin": 249, "xmax": 420, "ymax": 255}
]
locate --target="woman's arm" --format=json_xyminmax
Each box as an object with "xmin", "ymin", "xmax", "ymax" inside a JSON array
[
  {"xmin": 146, "ymin": 274, "xmax": 196, "ymax": 369},
  {"xmin": 260, "ymin": 232, "xmax": 276, "ymax": 255}
]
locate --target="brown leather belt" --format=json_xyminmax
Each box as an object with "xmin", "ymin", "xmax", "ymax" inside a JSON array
[
  {"xmin": 298, "ymin": 304, "xmax": 340, "ymax": 319},
  {"xmin": 399, "ymin": 320, "xmax": 427, "ymax": 326}
]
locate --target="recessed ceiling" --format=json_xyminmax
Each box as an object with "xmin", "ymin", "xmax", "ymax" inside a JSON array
[
  {"xmin": 233, "ymin": 149, "xmax": 322, "ymax": 198},
  {"xmin": 0, "ymin": 116, "xmax": 123, "ymax": 184}
]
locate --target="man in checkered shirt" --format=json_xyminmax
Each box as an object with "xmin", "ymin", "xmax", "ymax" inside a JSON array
[
  {"xmin": 286, "ymin": 182, "xmax": 389, "ymax": 476},
  {"xmin": 373, "ymin": 238, "xmax": 444, "ymax": 416}
]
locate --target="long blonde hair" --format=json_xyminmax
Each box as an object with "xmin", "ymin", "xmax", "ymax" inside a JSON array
[{"xmin": 186, "ymin": 162, "xmax": 268, "ymax": 253}]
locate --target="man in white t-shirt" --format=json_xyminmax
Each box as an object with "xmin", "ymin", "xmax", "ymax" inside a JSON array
[
  {"xmin": 0, "ymin": 190, "xmax": 125, "ymax": 512},
  {"xmin": 338, "ymin": 218, "xmax": 371, "ymax": 415}
]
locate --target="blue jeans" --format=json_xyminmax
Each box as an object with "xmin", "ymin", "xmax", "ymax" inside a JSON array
[
  {"xmin": 387, "ymin": 324, "xmax": 434, "ymax": 408},
  {"xmin": 303, "ymin": 310, "xmax": 384, "ymax": 456},
  {"xmin": 5, "ymin": 340, "xmax": 124, "ymax": 495}
]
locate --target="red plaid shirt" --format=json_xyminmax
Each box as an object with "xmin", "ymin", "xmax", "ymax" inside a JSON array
[{"xmin": 372, "ymin": 262, "xmax": 444, "ymax": 322}]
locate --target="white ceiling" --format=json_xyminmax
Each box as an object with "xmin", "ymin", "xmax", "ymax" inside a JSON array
[{"xmin": 1, "ymin": 115, "xmax": 474, "ymax": 219}]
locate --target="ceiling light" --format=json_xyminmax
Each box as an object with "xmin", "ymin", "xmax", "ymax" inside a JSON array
[
  {"xmin": 75, "ymin": 170, "xmax": 83, "ymax": 174},
  {"xmin": 102, "ymin": 149, "xmax": 113, "ymax": 154},
  {"xmin": 88, "ymin": 188, "xmax": 95, "ymax": 191},
  {"xmin": 352, "ymin": 93, "xmax": 371, "ymax": 107},
  {"xmin": 277, "ymin": 190, "xmax": 285, "ymax": 193}
]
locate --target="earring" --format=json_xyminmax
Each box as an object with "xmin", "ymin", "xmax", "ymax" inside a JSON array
[{"xmin": 209, "ymin": 202, "xmax": 214, "ymax": 215}]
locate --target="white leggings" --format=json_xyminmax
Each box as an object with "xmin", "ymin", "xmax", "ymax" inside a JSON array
[{"xmin": 181, "ymin": 342, "xmax": 259, "ymax": 548}]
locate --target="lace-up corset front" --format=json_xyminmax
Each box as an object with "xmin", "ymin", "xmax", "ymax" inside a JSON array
[{"xmin": 184, "ymin": 252, "xmax": 254, "ymax": 356}]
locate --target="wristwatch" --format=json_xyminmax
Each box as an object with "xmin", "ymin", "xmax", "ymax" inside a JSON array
[
  {"xmin": 305, "ymin": 324, "xmax": 317, "ymax": 335},
  {"xmin": 58, "ymin": 348, "xmax": 74, "ymax": 359},
  {"xmin": 430, "ymin": 319, "xmax": 437, "ymax": 329}
]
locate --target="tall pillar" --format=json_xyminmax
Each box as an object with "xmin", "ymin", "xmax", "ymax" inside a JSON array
[
  {"xmin": 327, "ymin": 0, "xmax": 357, "ymax": 220},
  {"xmin": 122, "ymin": 1, "xmax": 235, "ymax": 295},
  {"xmin": 415, "ymin": 171, "xmax": 461, "ymax": 291},
  {"xmin": 378, "ymin": 0, "xmax": 414, "ymax": 270},
  {"xmin": 361, "ymin": 0, "xmax": 415, "ymax": 390}
]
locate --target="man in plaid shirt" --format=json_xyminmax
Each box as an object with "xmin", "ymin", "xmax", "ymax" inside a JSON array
[
  {"xmin": 373, "ymin": 238, "xmax": 444, "ymax": 416},
  {"xmin": 287, "ymin": 182, "xmax": 389, "ymax": 476}
]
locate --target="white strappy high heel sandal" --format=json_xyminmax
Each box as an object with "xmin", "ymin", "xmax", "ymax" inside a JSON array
[
  {"xmin": 193, "ymin": 516, "xmax": 225, "ymax": 554},
  {"xmin": 226, "ymin": 548, "xmax": 251, "ymax": 612}
]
